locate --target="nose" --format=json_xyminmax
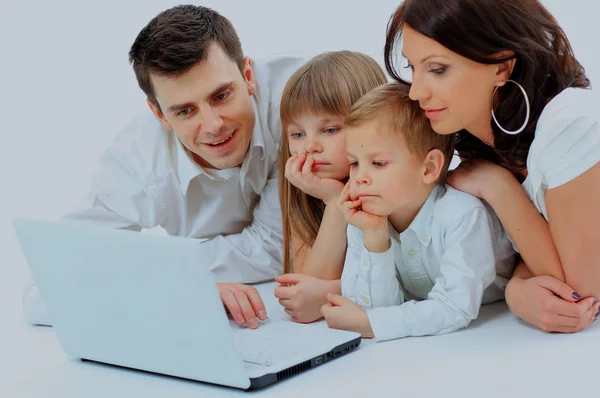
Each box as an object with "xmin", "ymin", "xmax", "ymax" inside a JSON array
[
  {"xmin": 303, "ymin": 136, "xmax": 323, "ymax": 154},
  {"xmin": 200, "ymin": 105, "xmax": 224, "ymax": 135},
  {"xmin": 353, "ymin": 165, "xmax": 370, "ymax": 186},
  {"xmin": 408, "ymin": 72, "xmax": 431, "ymax": 102}
]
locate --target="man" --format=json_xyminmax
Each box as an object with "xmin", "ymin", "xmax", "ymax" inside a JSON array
[{"xmin": 22, "ymin": 5, "xmax": 305, "ymax": 329}]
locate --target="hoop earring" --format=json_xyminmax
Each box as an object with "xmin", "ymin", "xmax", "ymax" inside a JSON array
[{"xmin": 491, "ymin": 79, "xmax": 530, "ymax": 135}]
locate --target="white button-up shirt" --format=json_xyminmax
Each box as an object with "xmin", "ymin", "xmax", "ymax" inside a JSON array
[
  {"xmin": 341, "ymin": 185, "xmax": 517, "ymax": 342},
  {"xmin": 22, "ymin": 56, "xmax": 307, "ymax": 326}
]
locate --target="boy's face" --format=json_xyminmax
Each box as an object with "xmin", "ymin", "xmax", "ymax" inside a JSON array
[
  {"xmin": 148, "ymin": 42, "xmax": 257, "ymax": 170},
  {"xmin": 345, "ymin": 119, "xmax": 426, "ymax": 216}
]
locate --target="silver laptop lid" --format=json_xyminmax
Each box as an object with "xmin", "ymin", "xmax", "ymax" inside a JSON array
[{"xmin": 13, "ymin": 218, "xmax": 251, "ymax": 389}]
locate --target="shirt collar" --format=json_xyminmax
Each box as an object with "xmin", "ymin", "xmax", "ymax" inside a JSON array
[
  {"xmin": 174, "ymin": 96, "xmax": 267, "ymax": 195},
  {"xmin": 404, "ymin": 184, "xmax": 445, "ymax": 246}
]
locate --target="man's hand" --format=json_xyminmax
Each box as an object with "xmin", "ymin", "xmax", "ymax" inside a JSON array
[
  {"xmin": 217, "ymin": 283, "xmax": 267, "ymax": 329},
  {"xmin": 321, "ymin": 293, "xmax": 374, "ymax": 338},
  {"xmin": 274, "ymin": 274, "xmax": 341, "ymax": 323}
]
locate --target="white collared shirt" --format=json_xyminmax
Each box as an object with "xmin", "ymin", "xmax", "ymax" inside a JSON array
[
  {"xmin": 341, "ymin": 185, "xmax": 517, "ymax": 342},
  {"xmin": 22, "ymin": 56, "xmax": 307, "ymax": 326},
  {"xmin": 521, "ymin": 87, "xmax": 600, "ymax": 220}
]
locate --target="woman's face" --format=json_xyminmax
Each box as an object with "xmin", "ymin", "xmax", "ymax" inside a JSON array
[{"xmin": 401, "ymin": 25, "xmax": 509, "ymax": 140}]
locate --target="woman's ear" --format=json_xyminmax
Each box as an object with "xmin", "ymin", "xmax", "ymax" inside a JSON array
[
  {"xmin": 422, "ymin": 149, "xmax": 445, "ymax": 185},
  {"xmin": 493, "ymin": 50, "xmax": 517, "ymax": 84}
]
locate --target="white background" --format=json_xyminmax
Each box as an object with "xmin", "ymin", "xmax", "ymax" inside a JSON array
[{"xmin": 0, "ymin": 0, "xmax": 598, "ymax": 344}]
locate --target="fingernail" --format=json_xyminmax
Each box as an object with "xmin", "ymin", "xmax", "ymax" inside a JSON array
[
  {"xmin": 572, "ymin": 292, "xmax": 581, "ymax": 300},
  {"xmin": 259, "ymin": 310, "xmax": 267, "ymax": 319},
  {"xmin": 594, "ymin": 298, "xmax": 598, "ymax": 305},
  {"xmin": 248, "ymin": 318, "xmax": 258, "ymax": 328}
]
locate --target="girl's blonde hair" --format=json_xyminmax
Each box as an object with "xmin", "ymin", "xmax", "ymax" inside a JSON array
[{"xmin": 278, "ymin": 51, "xmax": 387, "ymax": 273}]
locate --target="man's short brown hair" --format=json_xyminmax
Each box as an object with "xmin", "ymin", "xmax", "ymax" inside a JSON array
[
  {"xmin": 128, "ymin": 5, "xmax": 244, "ymax": 110},
  {"xmin": 345, "ymin": 82, "xmax": 455, "ymax": 183}
]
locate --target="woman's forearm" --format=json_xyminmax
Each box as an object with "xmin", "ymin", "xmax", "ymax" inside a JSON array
[{"xmin": 486, "ymin": 177, "xmax": 565, "ymax": 281}]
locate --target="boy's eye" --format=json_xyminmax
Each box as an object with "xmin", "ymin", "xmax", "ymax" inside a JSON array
[
  {"xmin": 373, "ymin": 161, "xmax": 387, "ymax": 167},
  {"xmin": 324, "ymin": 127, "xmax": 339, "ymax": 134},
  {"xmin": 349, "ymin": 161, "xmax": 358, "ymax": 167}
]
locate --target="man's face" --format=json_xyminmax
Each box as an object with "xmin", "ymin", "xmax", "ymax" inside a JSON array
[{"xmin": 148, "ymin": 42, "xmax": 257, "ymax": 169}]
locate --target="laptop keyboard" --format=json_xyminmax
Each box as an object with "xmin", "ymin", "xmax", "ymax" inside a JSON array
[{"xmin": 231, "ymin": 321, "xmax": 320, "ymax": 367}]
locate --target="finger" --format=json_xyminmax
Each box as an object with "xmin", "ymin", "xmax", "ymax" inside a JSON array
[
  {"xmin": 302, "ymin": 155, "xmax": 314, "ymax": 178},
  {"xmin": 284, "ymin": 308, "xmax": 295, "ymax": 317},
  {"xmin": 284, "ymin": 154, "xmax": 297, "ymax": 180},
  {"xmin": 275, "ymin": 273, "xmax": 302, "ymax": 285},
  {"xmin": 320, "ymin": 303, "xmax": 333, "ymax": 317},
  {"xmin": 549, "ymin": 296, "xmax": 597, "ymax": 319},
  {"xmin": 537, "ymin": 276, "xmax": 581, "ymax": 302},
  {"xmin": 244, "ymin": 286, "xmax": 267, "ymax": 320},
  {"xmin": 295, "ymin": 152, "xmax": 307, "ymax": 172},
  {"xmin": 273, "ymin": 285, "xmax": 294, "ymax": 300},
  {"xmin": 221, "ymin": 289, "xmax": 245, "ymax": 325},
  {"xmin": 338, "ymin": 181, "xmax": 351, "ymax": 205},
  {"xmin": 327, "ymin": 293, "xmax": 346, "ymax": 306},
  {"xmin": 278, "ymin": 298, "xmax": 294, "ymax": 310},
  {"xmin": 233, "ymin": 290, "xmax": 259, "ymax": 329}
]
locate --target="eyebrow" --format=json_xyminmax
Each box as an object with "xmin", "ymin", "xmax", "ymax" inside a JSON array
[
  {"xmin": 402, "ymin": 53, "xmax": 445, "ymax": 64},
  {"xmin": 346, "ymin": 150, "xmax": 393, "ymax": 158},
  {"xmin": 166, "ymin": 81, "xmax": 235, "ymax": 113}
]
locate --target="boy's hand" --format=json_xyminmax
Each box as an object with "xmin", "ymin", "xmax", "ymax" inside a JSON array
[
  {"xmin": 274, "ymin": 274, "xmax": 340, "ymax": 323},
  {"xmin": 217, "ymin": 283, "xmax": 267, "ymax": 329},
  {"xmin": 321, "ymin": 293, "xmax": 374, "ymax": 338},
  {"xmin": 337, "ymin": 182, "xmax": 387, "ymax": 232}
]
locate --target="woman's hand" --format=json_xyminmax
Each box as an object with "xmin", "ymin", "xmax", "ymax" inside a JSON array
[
  {"xmin": 505, "ymin": 275, "xmax": 599, "ymax": 333},
  {"xmin": 447, "ymin": 158, "xmax": 514, "ymax": 200}
]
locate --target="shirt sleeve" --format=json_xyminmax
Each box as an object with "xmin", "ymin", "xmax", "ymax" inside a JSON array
[
  {"xmin": 201, "ymin": 174, "xmax": 284, "ymax": 283},
  {"xmin": 536, "ymin": 95, "xmax": 600, "ymax": 189},
  {"xmin": 340, "ymin": 225, "xmax": 403, "ymax": 309},
  {"xmin": 367, "ymin": 207, "xmax": 498, "ymax": 342}
]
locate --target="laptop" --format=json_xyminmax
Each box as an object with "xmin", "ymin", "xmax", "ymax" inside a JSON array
[{"xmin": 12, "ymin": 218, "xmax": 361, "ymax": 390}]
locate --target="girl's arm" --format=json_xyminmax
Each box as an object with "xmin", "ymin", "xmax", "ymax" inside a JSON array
[{"xmin": 293, "ymin": 203, "xmax": 347, "ymax": 279}]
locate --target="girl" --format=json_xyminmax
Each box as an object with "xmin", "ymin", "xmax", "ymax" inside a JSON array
[
  {"xmin": 273, "ymin": 51, "xmax": 387, "ymax": 323},
  {"xmin": 384, "ymin": 0, "xmax": 600, "ymax": 333}
]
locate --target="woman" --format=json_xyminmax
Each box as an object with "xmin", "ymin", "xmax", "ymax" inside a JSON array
[{"xmin": 384, "ymin": 0, "xmax": 600, "ymax": 333}]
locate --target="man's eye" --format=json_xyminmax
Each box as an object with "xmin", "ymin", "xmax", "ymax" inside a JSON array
[
  {"xmin": 178, "ymin": 108, "xmax": 191, "ymax": 117},
  {"xmin": 215, "ymin": 91, "xmax": 230, "ymax": 101}
]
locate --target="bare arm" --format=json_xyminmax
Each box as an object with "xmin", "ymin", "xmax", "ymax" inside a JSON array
[
  {"xmin": 293, "ymin": 203, "xmax": 347, "ymax": 280},
  {"xmin": 485, "ymin": 174, "xmax": 564, "ymax": 281},
  {"xmin": 545, "ymin": 162, "xmax": 600, "ymax": 298}
]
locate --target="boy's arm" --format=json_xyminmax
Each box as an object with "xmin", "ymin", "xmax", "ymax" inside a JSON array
[
  {"xmin": 366, "ymin": 207, "xmax": 503, "ymax": 342},
  {"xmin": 340, "ymin": 225, "xmax": 402, "ymax": 308}
]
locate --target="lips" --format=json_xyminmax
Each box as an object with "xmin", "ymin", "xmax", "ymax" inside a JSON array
[
  {"xmin": 423, "ymin": 108, "xmax": 446, "ymax": 119},
  {"xmin": 203, "ymin": 131, "xmax": 235, "ymax": 146}
]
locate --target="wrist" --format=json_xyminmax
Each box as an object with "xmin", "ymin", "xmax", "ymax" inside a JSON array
[{"xmin": 363, "ymin": 225, "xmax": 390, "ymax": 253}]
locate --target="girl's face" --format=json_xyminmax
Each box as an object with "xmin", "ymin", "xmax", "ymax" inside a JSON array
[
  {"xmin": 401, "ymin": 25, "xmax": 509, "ymax": 142},
  {"xmin": 286, "ymin": 112, "xmax": 350, "ymax": 180}
]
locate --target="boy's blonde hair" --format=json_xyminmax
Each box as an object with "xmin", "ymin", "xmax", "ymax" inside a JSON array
[
  {"xmin": 345, "ymin": 82, "xmax": 455, "ymax": 182},
  {"xmin": 278, "ymin": 51, "xmax": 388, "ymax": 273}
]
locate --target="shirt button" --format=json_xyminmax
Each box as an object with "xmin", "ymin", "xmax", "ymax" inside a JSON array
[
  {"xmin": 362, "ymin": 260, "xmax": 369, "ymax": 269},
  {"xmin": 361, "ymin": 296, "xmax": 370, "ymax": 304},
  {"xmin": 421, "ymin": 235, "xmax": 430, "ymax": 243},
  {"xmin": 408, "ymin": 250, "xmax": 416, "ymax": 258}
]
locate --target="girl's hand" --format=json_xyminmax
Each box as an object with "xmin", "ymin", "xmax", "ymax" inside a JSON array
[
  {"xmin": 274, "ymin": 274, "xmax": 340, "ymax": 323},
  {"xmin": 285, "ymin": 153, "xmax": 345, "ymax": 204}
]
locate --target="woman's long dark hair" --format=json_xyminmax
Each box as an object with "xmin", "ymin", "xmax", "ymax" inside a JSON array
[{"xmin": 384, "ymin": 0, "xmax": 590, "ymax": 173}]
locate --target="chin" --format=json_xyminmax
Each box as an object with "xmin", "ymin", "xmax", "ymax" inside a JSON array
[{"xmin": 430, "ymin": 120, "xmax": 461, "ymax": 136}]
